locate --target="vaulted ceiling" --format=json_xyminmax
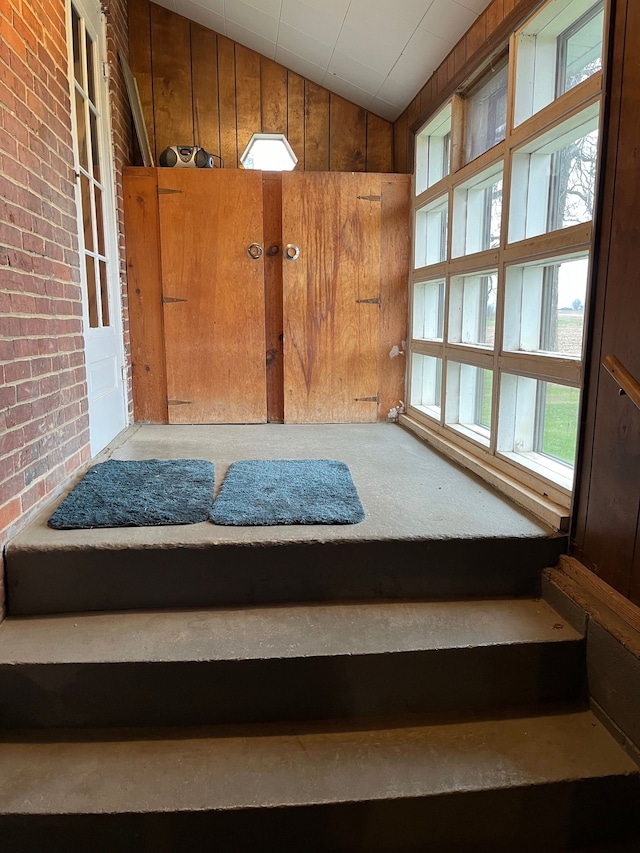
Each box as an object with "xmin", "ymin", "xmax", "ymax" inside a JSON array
[{"xmin": 152, "ymin": 0, "xmax": 492, "ymax": 120}]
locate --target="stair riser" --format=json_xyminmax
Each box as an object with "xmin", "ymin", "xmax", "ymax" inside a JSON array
[
  {"xmin": 0, "ymin": 776, "xmax": 637, "ymax": 853},
  {"xmin": 0, "ymin": 641, "xmax": 584, "ymax": 728},
  {"xmin": 6, "ymin": 536, "xmax": 566, "ymax": 615}
]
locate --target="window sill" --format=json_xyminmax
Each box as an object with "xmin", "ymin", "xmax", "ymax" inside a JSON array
[{"xmin": 400, "ymin": 412, "xmax": 570, "ymax": 531}]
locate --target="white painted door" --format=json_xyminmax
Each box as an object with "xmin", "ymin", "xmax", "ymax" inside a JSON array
[{"xmin": 68, "ymin": 0, "xmax": 127, "ymax": 454}]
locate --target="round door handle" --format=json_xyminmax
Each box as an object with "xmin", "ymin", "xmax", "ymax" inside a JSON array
[
  {"xmin": 247, "ymin": 243, "xmax": 263, "ymax": 260},
  {"xmin": 284, "ymin": 243, "xmax": 300, "ymax": 261}
]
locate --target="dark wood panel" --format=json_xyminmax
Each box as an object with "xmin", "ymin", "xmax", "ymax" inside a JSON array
[
  {"xmin": 235, "ymin": 45, "xmax": 261, "ymax": 162},
  {"xmin": 150, "ymin": 4, "xmax": 193, "ymax": 159},
  {"xmin": 262, "ymin": 173, "xmax": 284, "ymax": 423},
  {"xmin": 378, "ymin": 176, "xmax": 410, "ymax": 419},
  {"xmin": 261, "ymin": 58, "xmax": 288, "ymax": 134},
  {"xmin": 191, "ymin": 24, "xmax": 220, "ymax": 157},
  {"xmin": 367, "ymin": 114, "xmax": 393, "ymax": 173},
  {"xmin": 304, "ymin": 82, "xmax": 330, "ymax": 171},
  {"xmin": 282, "ymin": 172, "xmax": 380, "ymax": 424},
  {"xmin": 158, "ymin": 170, "xmax": 266, "ymax": 424},
  {"xmin": 329, "ymin": 95, "xmax": 366, "ymax": 171},
  {"xmin": 122, "ymin": 168, "xmax": 167, "ymax": 423},
  {"xmin": 287, "ymin": 71, "xmax": 305, "ymax": 170},
  {"xmin": 217, "ymin": 36, "xmax": 238, "ymax": 168},
  {"xmin": 128, "ymin": 0, "xmax": 155, "ymax": 159},
  {"xmin": 573, "ymin": 0, "xmax": 640, "ymax": 600},
  {"xmin": 394, "ymin": 112, "xmax": 409, "ymax": 174}
]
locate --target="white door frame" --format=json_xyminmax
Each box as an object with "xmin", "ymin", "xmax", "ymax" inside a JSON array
[{"xmin": 66, "ymin": 0, "xmax": 128, "ymax": 455}]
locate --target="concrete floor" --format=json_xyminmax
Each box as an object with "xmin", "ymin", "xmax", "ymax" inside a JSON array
[{"xmin": 13, "ymin": 422, "xmax": 551, "ymax": 551}]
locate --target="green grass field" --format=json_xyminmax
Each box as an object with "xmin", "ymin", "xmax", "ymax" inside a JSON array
[
  {"xmin": 541, "ymin": 384, "xmax": 580, "ymax": 464},
  {"xmin": 477, "ymin": 375, "xmax": 578, "ymax": 465}
]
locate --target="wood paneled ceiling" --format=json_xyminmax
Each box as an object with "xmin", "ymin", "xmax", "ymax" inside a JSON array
[{"xmin": 151, "ymin": 0, "xmax": 492, "ymax": 120}]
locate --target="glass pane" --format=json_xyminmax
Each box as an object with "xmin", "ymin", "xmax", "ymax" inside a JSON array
[
  {"xmin": 94, "ymin": 185, "xmax": 105, "ymax": 256},
  {"xmin": 497, "ymin": 373, "xmax": 579, "ymax": 486},
  {"xmin": 85, "ymin": 29, "xmax": 96, "ymax": 104},
  {"xmin": 515, "ymin": 0, "xmax": 604, "ymax": 126},
  {"xmin": 415, "ymin": 104, "xmax": 452, "ymax": 194},
  {"xmin": 445, "ymin": 361, "xmax": 492, "ymax": 445},
  {"xmin": 559, "ymin": 3, "xmax": 604, "ymax": 95},
  {"xmin": 75, "ymin": 90, "xmax": 88, "ymax": 172},
  {"xmin": 80, "ymin": 173, "xmax": 94, "ymax": 253},
  {"xmin": 90, "ymin": 109, "xmax": 101, "ymax": 182},
  {"xmin": 452, "ymin": 164, "xmax": 503, "ymax": 257},
  {"xmin": 413, "ymin": 279, "xmax": 445, "ymax": 341},
  {"xmin": 72, "ymin": 7, "xmax": 83, "ymax": 85},
  {"xmin": 549, "ymin": 129, "xmax": 599, "ymax": 231},
  {"xmin": 509, "ymin": 103, "xmax": 599, "ymax": 242},
  {"xmin": 504, "ymin": 255, "xmax": 588, "ymax": 357},
  {"xmin": 537, "ymin": 382, "xmax": 580, "ymax": 465},
  {"xmin": 449, "ymin": 272, "xmax": 497, "ymax": 348},
  {"xmin": 414, "ymin": 196, "xmax": 448, "ymax": 268},
  {"xmin": 464, "ymin": 60, "xmax": 508, "ymax": 163},
  {"xmin": 85, "ymin": 255, "xmax": 98, "ymax": 327},
  {"xmin": 410, "ymin": 353, "xmax": 442, "ymax": 418},
  {"xmin": 99, "ymin": 260, "xmax": 110, "ymax": 327}
]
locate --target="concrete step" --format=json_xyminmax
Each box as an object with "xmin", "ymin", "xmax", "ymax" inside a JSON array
[
  {"xmin": 0, "ymin": 598, "xmax": 584, "ymax": 728},
  {"xmin": 5, "ymin": 533, "xmax": 566, "ymax": 615},
  {"xmin": 0, "ymin": 710, "xmax": 637, "ymax": 851}
]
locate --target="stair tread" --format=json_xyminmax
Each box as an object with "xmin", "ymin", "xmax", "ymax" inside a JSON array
[
  {"xmin": 0, "ymin": 598, "xmax": 581, "ymax": 664},
  {"xmin": 0, "ymin": 710, "xmax": 636, "ymax": 815}
]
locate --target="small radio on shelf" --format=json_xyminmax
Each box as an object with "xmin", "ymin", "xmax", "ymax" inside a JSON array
[{"xmin": 159, "ymin": 145, "xmax": 218, "ymax": 168}]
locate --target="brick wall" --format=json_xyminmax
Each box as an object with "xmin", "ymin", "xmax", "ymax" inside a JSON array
[{"xmin": 0, "ymin": 0, "xmax": 132, "ymax": 619}]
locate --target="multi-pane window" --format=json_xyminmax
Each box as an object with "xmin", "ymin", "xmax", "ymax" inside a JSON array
[{"xmin": 407, "ymin": 0, "xmax": 605, "ymax": 508}]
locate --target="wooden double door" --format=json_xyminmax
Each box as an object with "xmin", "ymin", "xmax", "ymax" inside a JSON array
[{"xmin": 124, "ymin": 168, "xmax": 409, "ymax": 425}]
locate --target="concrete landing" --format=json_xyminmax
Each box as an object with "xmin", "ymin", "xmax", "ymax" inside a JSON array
[
  {"xmin": 5, "ymin": 425, "xmax": 565, "ymax": 615},
  {"xmin": 13, "ymin": 423, "xmax": 552, "ymax": 548}
]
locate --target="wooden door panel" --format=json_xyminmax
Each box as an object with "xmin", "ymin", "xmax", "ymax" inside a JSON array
[
  {"xmin": 158, "ymin": 170, "xmax": 266, "ymax": 423},
  {"xmin": 282, "ymin": 172, "xmax": 380, "ymax": 423}
]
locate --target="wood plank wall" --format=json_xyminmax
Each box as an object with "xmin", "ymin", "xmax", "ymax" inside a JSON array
[
  {"xmin": 128, "ymin": 0, "xmax": 394, "ymax": 173},
  {"xmin": 392, "ymin": 0, "xmax": 544, "ymax": 172}
]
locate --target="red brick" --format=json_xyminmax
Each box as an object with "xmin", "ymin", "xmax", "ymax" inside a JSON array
[{"xmin": 0, "ymin": 498, "xmax": 22, "ymax": 532}]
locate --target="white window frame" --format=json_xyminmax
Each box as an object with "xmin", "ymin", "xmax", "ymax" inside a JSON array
[{"xmin": 403, "ymin": 0, "xmax": 608, "ymax": 527}]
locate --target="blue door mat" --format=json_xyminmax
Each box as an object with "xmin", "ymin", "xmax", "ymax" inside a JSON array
[
  {"xmin": 210, "ymin": 459, "xmax": 365, "ymax": 526},
  {"xmin": 48, "ymin": 459, "xmax": 215, "ymax": 529}
]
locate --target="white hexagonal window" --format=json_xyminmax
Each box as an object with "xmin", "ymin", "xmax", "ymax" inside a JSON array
[{"xmin": 240, "ymin": 133, "xmax": 298, "ymax": 171}]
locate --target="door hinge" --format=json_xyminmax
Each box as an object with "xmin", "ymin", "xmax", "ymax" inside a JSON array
[
  {"xmin": 162, "ymin": 296, "xmax": 188, "ymax": 304},
  {"xmin": 167, "ymin": 399, "xmax": 192, "ymax": 406},
  {"xmin": 355, "ymin": 395, "xmax": 379, "ymax": 403},
  {"xmin": 158, "ymin": 188, "xmax": 182, "ymax": 195},
  {"xmin": 102, "ymin": 61, "xmax": 109, "ymax": 82},
  {"xmin": 356, "ymin": 297, "xmax": 381, "ymax": 305},
  {"xmin": 357, "ymin": 195, "xmax": 382, "ymax": 201}
]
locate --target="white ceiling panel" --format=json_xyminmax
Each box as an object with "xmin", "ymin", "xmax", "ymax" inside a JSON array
[
  {"xmin": 419, "ymin": 0, "xmax": 478, "ymax": 43},
  {"xmin": 397, "ymin": 25, "xmax": 453, "ymax": 74},
  {"xmin": 280, "ymin": 0, "xmax": 345, "ymax": 43},
  {"xmin": 225, "ymin": 0, "xmax": 279, "ymax": 40},
  {"xmin": 163, "ymin": 0, "xmax": 494, "ymax": 119},
  {"xmin": 277, "ymin": 22, "xmax": 335, "ymax": 67},
  {"xmin": 225, "ymin": 20, "xmax": 277, "ymax": 58},
  {"xmin": 375, "ymin": 0, "xmax": 436, "ymax": 25},
  {"xmin": 322, "ymin": 74, "xmax": 375, "ymax": 110},
  {"xmin": 274, "ymin": 45, "xmax": 327, "ymax": 85},
  {"xmin": 240, "ymin": 0, "xmax": 281, "ymax": 15},
  {"xmin": 174, "ymin": 0, "xmax": 225, "ymax": 33},
  {"xmin": 369, "ymin": 97, "xmax": 402, "ymax": 121},
  {"xmin": 327, "ymin": 51, "xmax": 386, "ymax": 94}
]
